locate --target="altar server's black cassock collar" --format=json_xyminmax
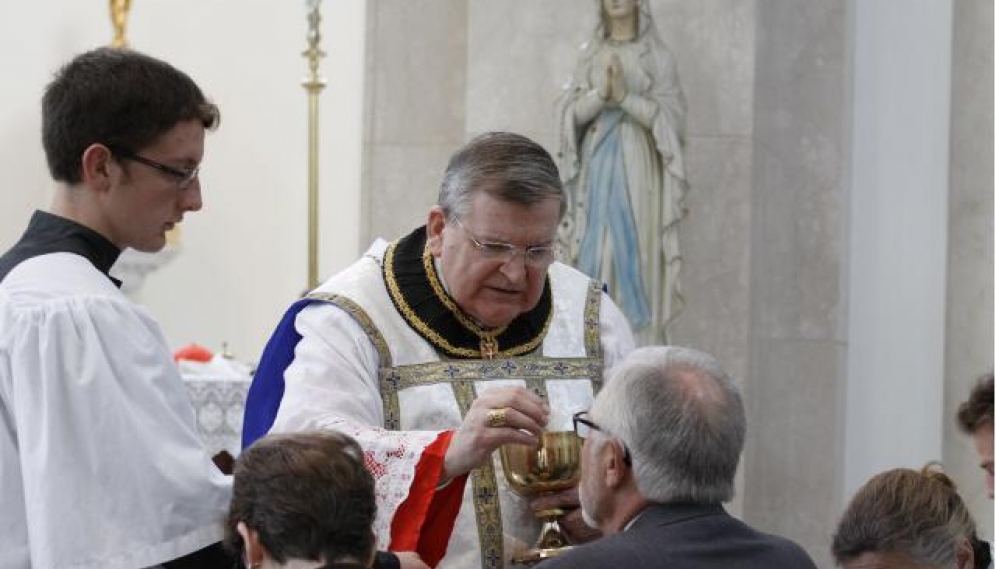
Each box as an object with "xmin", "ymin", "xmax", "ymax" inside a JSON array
[
  {"xmin": 0, "ymin": 210, "xmax": 122, "ymax": 287},
  {"xmin": 383, "ymin": 226, "xmax": 553, "ymax": 360}
]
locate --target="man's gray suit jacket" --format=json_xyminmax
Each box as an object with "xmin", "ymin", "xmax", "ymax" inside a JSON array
[{"xmin": 533, "ymin": 503, "xmax": 817, "ymax": 569}]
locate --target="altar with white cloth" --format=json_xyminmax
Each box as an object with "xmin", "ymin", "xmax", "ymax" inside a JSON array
[{"xmin": 179, "ymin": 356, "xmax": 253, "ymax": 458}]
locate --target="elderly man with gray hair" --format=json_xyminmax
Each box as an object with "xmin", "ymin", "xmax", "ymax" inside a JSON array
[{"xmin": 535, "ymin": 346, "xmax": 817, "ymax": 569}]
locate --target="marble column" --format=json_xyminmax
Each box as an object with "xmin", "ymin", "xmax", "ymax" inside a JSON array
[
  {"xmin": 745, "ymin": 4, "xmax": 848, "ymax": 567},
  {"xmin": 361, "ymin": 0, "xmax": 469, "ymax": 243}
]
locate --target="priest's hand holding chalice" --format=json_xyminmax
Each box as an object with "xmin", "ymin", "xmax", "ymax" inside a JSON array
[{"xmin": 444, "ymin": 387, "xmax": 593, "ymax": 566}]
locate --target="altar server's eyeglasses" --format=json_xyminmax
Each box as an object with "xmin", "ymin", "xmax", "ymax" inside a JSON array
[
  {"xmin": 573, "ymin": 411, "xmax": 632, "ymax": 466},
  {"xmin": 107, "ymin": 145, "xmax": 200, "ymax": 189},
  {"xmin": 452, "ymin": 216, "xmax": 555, "ymax": 267}
]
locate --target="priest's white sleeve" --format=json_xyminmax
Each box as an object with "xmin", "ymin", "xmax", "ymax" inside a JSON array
[{"xmin": 271, "ymin": 302, "xmax": 443, "ymax": 549}]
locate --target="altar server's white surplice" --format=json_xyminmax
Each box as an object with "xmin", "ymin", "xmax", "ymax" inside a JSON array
[{"xmin": 0, "ymin": 251, "xmax": 229, "ymax": 569}]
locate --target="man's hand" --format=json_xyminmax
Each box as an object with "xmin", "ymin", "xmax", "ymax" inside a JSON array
[
  {"xmin": 395, "ymin": 551, "xmax": 430, "ymax": 569},
  {"xmin": 442, "ymin": 387, "xmax": 549, "ymax": 480},
  {"xmin": 530, "ymin": 486, "xmax": 602, "ymax": 545}
]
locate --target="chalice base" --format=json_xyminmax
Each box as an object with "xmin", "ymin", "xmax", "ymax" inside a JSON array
[
  {"xmin": 512, "ymin": 545, "xmax": 574, "ymax": 566},
  {"xmin": 512, "ymin": 509, "xmax": 574, "ymax": 566}
]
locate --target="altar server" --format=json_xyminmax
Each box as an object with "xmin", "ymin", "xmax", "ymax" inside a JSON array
[{"xmin": 0, "ymin": 47, "xmax": 231, "ymax": 569}]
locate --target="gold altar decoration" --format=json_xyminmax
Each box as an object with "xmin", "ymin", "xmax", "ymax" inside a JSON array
[
  {"xmin": 302, "ymin": 0, "xmax": 327, "ymax": 289},
  {"xmin": 109, "ymin": 0, "xmax": 131, "ymax": 48}
]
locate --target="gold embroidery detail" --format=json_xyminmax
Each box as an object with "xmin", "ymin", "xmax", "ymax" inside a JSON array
[
  {"xmin": 468, "ymin": 468, "xmax": 503, "ymax": 569},
  {"xmin": 306, "ymin": 292, "xmax": 399, "ymax": 427},
  {"xmin": 583, "ymin": 280, "xmax": 602, "ymax": 358},
  {"xmin": 526, "ymin": 378, "xmax": 549, "ymax": 401},
  {"xmin": 451, "ymin": 380, "xmax": 477, "ymax": 414},
  {"xmin": 480, "ymin": 337, "xmax": 498, "ymax": 359},
  {"xmin": 452, "ymin": 380, "xmax": 504, "ymax": 569},
  {"xmin": 378, "ymin": 368, "xmax": 403, "ymax": 431},
  {"xmin": 420, "ymin": 245, "xmax": 510, "ymax": 340},
  {"xmin": 382, "ymin": 240, "xmax": 552, "ymax": 358},
  {"xmin": 380, "ymin": 357, "xmax": 599, "ymax": 392},
  {"xmin": 582, "ymin": 280, "xmax": 604, "ymax": 392}
]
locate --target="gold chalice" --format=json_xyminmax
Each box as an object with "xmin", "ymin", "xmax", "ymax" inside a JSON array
[{"xmin": 500, "ymin": 431, "xmax": 582, "ymax": 565}]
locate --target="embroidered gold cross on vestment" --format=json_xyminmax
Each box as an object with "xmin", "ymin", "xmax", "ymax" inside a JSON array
[{"xmin": 480, "ymin": 337, "xmax": 498, "ymax": 359}]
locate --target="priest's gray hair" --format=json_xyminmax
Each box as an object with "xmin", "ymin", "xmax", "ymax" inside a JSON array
[
  {"xmin": 591, "ymin": 346, "xmax": 745, "ymax": 504},
  {"xmin": 437, "ymin": 132, "xmax": 566, "ymax": 221}
]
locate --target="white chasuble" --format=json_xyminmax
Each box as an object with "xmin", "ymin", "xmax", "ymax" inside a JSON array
[{"xmin": 271, "ymin": 229, "xmax": 634, "ymax": 569}]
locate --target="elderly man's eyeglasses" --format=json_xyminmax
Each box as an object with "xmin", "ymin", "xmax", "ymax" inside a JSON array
[
  {"xmin": 452, "ymin": 216, "xmax": 555, "ymax": 267},
  {"xmin": 573, "ymin": 411, "xmax": 632, "ymax": 466},
  {"xmin": 107, "ymin": 145, "xmax": 200, "ymax": 189}
]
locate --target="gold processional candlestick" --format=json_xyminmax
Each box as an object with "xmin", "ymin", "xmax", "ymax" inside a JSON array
[
  {"xmin": 303, "ymin": 0, "xmax": 327, "ymax": 290},
  {"xmin": 109, "ymin": 0, "xmax": 132, "ymax": 48}
]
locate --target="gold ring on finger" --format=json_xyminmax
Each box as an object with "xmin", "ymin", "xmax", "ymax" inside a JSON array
[{"xmin": 487, "ymin": 408, "xmax": 509, "ymax": 428}]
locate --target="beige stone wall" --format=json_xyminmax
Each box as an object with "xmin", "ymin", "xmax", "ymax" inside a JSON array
[
  {"xmin": 361, "ymin": 0, "xmax": 469, "ymax": 242},
  {"xmin": 944, "ymin": 0, "xmax": 994, "ymax": 541},
  {"xmin": 745, "ymin": 4, "xmax": 848, "ymax": 566}
]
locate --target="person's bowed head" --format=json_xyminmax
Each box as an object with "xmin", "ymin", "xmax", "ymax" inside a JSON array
[
  {"xmin": 832, "ymin": 464, "xmax": 991, "ymax": 569},
  {"xmin": 226, "ymin": 431, "xmax": 427, "ymax": 569}
]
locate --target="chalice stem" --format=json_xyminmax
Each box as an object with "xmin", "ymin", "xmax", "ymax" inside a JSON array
[
  {"xmin": 536, "ymin": 508, "xmax": 568, "ymax": 549},
  {"xmin": 512, "ymin": 507, "xmax": 574, "ymax": 565}
]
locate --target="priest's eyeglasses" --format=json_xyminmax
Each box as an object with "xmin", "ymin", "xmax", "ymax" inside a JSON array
[
  {"xmin": 573, "ymin": 410, "xmax": 633, "ymax": 466},
  {"xmin": 452, "ymin": 217, "xmax": 555, "ymax": 267},
  {"xmin": 107, "ymin": 145, "xmax": 200, "ymax": 189}
]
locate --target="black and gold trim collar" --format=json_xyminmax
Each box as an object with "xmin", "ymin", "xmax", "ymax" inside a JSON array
[{"xmin": 383, "ymin": 226, "xmax": 552, "ymax": 359}]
